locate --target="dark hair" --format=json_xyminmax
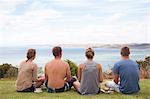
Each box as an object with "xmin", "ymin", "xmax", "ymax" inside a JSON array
[
  {"xmin": 85, "ymin": 48, "xmax": 94, "ymax": 59},
  {"xmin": 121, "ymin": 46, "xmax": 130, "ymax": 56},
  {"xmin": 52, "ymin": 46, "xmax": 62, "ymax": 57},
  {"xmin": 26, "ymin": 49, "xmax": 36, "ymax": 62}
]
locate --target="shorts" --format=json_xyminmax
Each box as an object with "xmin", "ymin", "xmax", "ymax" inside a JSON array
[
  {"xmin": 105, "ymin": 81, "xmax": 120, "ymax": 92},
  {"xmin": 45, "ymin": 77, "xmax": 77, "ymax": 93},
  {"xmin": 78, "ymin": 88, "xmax": 101, "ymax": 95},
  {"xmin": 17, "ymin": 84, "xmax": 35, "ymax": 92},
  {"xmin": 47, "ymin": 82, "xmax": 71, "ymax": 93}
]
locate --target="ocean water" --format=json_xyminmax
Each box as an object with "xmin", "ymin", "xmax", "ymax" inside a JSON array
[{"xmin": 0, "ymin": 46, "xmax": 149, "ymax": 71}]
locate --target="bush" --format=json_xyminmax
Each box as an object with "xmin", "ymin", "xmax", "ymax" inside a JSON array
[
  {"xmin": 65, "ymin": 59, "xmax": 78, "ymax": 76},
  {"xmin": 4, "ymin": 67, "xmax": 18, "ymax": 78},
  {"xmin": 37, "ymin": 67, "xmax": 44, "ymax": 76},
  {"xmin": 0, "ymin": 63, "xmax": 18, "ymax": 78},
  {"xmin": 137, "ymin": 56, "xmax": 150, "ymax": 79}
]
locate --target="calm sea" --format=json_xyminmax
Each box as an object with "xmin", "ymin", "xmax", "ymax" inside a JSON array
[{"xmin": 0, "ymin": 46, "xmax": 149, "ymax": 71}]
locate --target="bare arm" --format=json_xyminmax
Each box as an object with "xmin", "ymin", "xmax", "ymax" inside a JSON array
[
  {"xmin": 97, "ymin": 64, "xmax": 103, "ymax": 83},
  {"xmin": 113, "ymin": 74, "xmax": 119, "ymax": 84},
  {"xmin": 78, "ymin": 64, "xmax": 84, "ymax": 82},
  {"xmin": 65, "ymin": 64, "xmax": 71, "ymax": 82},
  {"xmin": 113, "ymin": 63, "xmax": 119, "ymax": 84},
  {"xmin": 44, "ymin": 65, "xmax": 48, "ymax": 81}
]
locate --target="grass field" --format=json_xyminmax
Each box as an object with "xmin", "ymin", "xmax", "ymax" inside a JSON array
[{"xmin": 0, "ymin": 79, "xmax": 150, "ymax": 99}]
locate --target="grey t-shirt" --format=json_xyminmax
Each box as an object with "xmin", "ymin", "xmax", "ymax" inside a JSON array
[{"xmin": 79, "ymin": 61, "xmax": 100, "ymax": 95}]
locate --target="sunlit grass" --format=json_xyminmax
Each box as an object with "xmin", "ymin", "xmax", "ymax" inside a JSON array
[{"xmin": 0, "ymin": 79, "xmax": 149, "ymax": 99}]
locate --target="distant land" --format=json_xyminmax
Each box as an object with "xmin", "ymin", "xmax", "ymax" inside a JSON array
[
  {"xmin": 60, "ymin": 43, "xmax": 150, "ymax": 49},
  {"xmin": 29, "ymin": 43, "xmax": 150, "ymax": 49},
  {"xmin": 1, "ymin": 43, "xmax": 150, "ymax": 49}
]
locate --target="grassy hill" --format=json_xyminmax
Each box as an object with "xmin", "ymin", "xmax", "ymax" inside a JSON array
[{"xmin": 0, "ymin": 79, "xmax": 149, "ymax": 99}]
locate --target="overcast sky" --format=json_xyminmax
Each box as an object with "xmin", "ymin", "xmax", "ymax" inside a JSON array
[{"xmin": 0, "ymin": 0, "xmax": 149, "ymax": 46}]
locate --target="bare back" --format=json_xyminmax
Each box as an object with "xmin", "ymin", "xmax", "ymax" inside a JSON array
[{"xmin": 45, "ymin": 59, "xmax": 71, "ymax": 89}]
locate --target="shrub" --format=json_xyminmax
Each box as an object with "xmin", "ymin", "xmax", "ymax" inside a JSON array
[
  {"xmin": 65, "ymin": 59, "xmax": 78, "ymax": 76},
  {"xmin": 37, "ymin": 67, "xmax": 44, "ymax": 76},
  {"xmin": 4, "ymin": 67, "xmax": 18, "ymax": 78},
  {"xmin": 0, "ymin": 63, "xmax": 18, "ymax": 78},
  {"xmin": 137, "ymin": 56, "xmax": 150, "ymax": 79}
]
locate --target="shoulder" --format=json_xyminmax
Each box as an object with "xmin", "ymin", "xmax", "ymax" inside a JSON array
[
  {"xmin": 130, "ymin": 59, "xmax": 138, "ymax": 64},
  {"xmin": 130, "ymin": 59, "xmax": 139, "ymax": 67},
  {"xmin": 45, "ymin": 60, "xmax": 53, "ymax": 67},
  {"xmin": 78, "ymin": 63, "xmax": 85, "ymax": 69},
  {"xmin": 18, "ymin": 60, "xmax": 26, "ymax": 69},
  {"xmin": 61, "ymin": 60, "xmax": 69, "ymax": 66},
  {"xmin": 96, "ymin": 63, "xmax": 102, "ymax": 69},
  {"xmin": 113, "ymin": 60, "xmax": 122, "ymax": 71},
  {"xmin": 63, "ymin": 60, "xmax": 69, "ymax": 65},
  {"xmin": 114, "ymin": 60, "xmax": 122, "ymax": 66},
  {"xmin": 19, "ymin": 59, "xmax": 27, "ymax": 65},
  {"xmin": 19, "ymin": 60, "xmax": 25, "ymax": 66},
  {"xmin": 31, "ymin": 62, "xmax": 38, "ymax": 69},
  {"xmin": 61, "ymin": 60, "xmax": 70, "ymax": 68}
]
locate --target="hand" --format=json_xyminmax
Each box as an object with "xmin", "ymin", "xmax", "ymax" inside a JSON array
[{"xmin": 38, "ymin": 76, "xmax": 45, "ymax": 81}]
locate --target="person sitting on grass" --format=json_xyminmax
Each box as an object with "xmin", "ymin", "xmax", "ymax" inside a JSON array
[
  {"xmin": 105, "ymin": 46, "xmax": 140, "ymax": 94},
  {"xmin": 16, "ymin": 49, "xmax": 44, "ymax": 92},
  {"xmin": 73, "ymin": 48, "xmax": 103, "ymax": 95},
  {"xmin": 44, "ymin": 46, "xmax": 77, "ymax": 93}
]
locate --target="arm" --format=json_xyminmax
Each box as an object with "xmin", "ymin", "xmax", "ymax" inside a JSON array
[
  {"xmin": 113, "ymin": 63, "xmax": 119, "ymax": 84},
  {"xmin": 65, "ymin": 64, "xmax": 71, "ymax": 82},
  {"xmin": 78, "ymin": 64, "xmax": 84, "ymax": 82},
  {"xmin": 44, "ymin": 65, "xmax": 48, "ymax": 81},
  {"xmin": 113, "ymin": 74, "xmax": 119, "ymax": 84},
  {"xmin": 32, "ymin": 64, "xmax": 38, "ymax": 82},
  {"xmin": 97, "ymin": 64, "xmax": 103, "ymax": 83}
]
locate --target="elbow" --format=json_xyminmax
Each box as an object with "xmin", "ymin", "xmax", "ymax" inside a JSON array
[
  {"xmin": 78, "ymin": 78, "xmax": 81, "ymax": 82},
  {"xmin": 99, "ymin": 78, "xmax": 103, "ymax": 83},
  {"xmin": 114, "ymin": 79, "xmax": 118, "ymax": 84}
]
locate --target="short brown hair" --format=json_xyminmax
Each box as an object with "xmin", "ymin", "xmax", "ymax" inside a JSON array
[
  {"xmin": 85, "ymin": 48, "xmax": 94, "ymax": 59},
  {"xmin": 26, "ymin": 49, "xmax": 36, "ymax": 61},
  {"xmin": 121, "ymin": 46, "xmax": 130, "ymax": 56},
  {"xmin": 52, "ymin": 46, "xmax": 62, "ymax": 57}
]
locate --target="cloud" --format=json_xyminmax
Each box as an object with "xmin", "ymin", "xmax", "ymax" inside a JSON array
[
  {"xmin": 108, "ymin": 12, "xmax": 127, "ymax": 21},
  {"xmin": 25, "ymin": 9, "xmax": 63, "ymax": 19},
  {"xmin": 0, "ymin": 0, "xmax": 149, "ymax": 46},
  {"xmin": 0, "ymin": 0, "xmax": 27, "ymax": 14},
  {"xmin": 53, "ymin": 0, "xmax": 81, "ymax": 4}
]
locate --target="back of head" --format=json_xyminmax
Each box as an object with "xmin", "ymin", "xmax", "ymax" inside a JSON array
[
  {"xmin": 85, "ymin": 48, "xmax": 94, "ymax": 59},
  {"xmin": 26, "ymin": 49, "xmax": 36, "ymax": 61},
  {"xmin": 52, "ymin": 46, "xmax": 62, "ymax": 57},
  {"xmin": 121, "ymin": 46, "xmax": 130, "ymax": 56}
]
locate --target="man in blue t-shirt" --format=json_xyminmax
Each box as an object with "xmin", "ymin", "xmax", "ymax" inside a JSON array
[{"xmin": 105, "ymin": 46, "xmax": 140, "ymax": 94}]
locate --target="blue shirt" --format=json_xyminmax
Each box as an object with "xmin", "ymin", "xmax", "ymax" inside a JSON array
[{"xmin": 113, "ymin": 59, "xmax": 140, "ymax": 94}]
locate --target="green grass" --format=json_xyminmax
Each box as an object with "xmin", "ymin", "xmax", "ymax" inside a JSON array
[{"xmin": 0, "ymin": 79, "xmax": 150, "ymax": 99}]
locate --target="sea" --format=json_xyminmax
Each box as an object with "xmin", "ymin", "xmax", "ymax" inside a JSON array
[{"xmin": 0, "ymin": 46, "xmax": 149, "ymax": 71}]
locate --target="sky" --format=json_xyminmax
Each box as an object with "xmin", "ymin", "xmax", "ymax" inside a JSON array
[{"xmin": 0, "ymin": 0, "xmax": 150, "ymax": 46}]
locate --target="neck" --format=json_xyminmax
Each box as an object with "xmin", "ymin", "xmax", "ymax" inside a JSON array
[
  {"xmin": 55, "ymin": 56, "xmax": 61, "ymax": 60},
  {"xmin": 121, "ymin": 56, "xmax": 129, "ymax": 60},
  {"xmin": 87, "ymin": 59, "xmax": 93, "ymax": 61},
  {"xmin": 27, "ymin": 59, "xmax": 33, "ymax": 62}
]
